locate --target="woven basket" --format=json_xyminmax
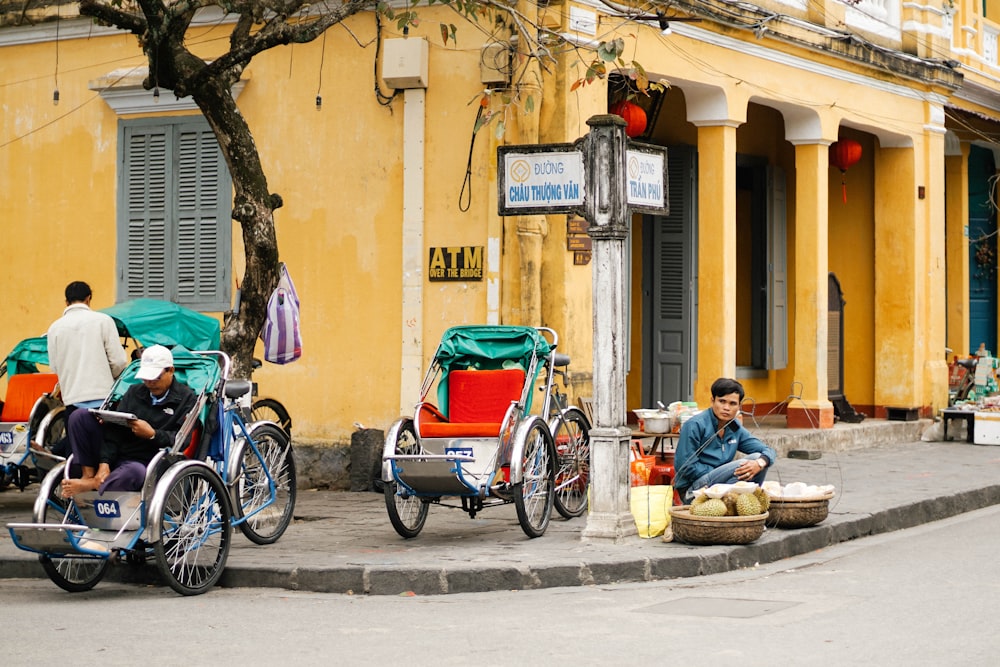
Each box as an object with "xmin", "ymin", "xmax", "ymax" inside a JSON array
[
  {"xmin": 669, "ymin": 506, "xmax": 768, "ymax": 545},
  {"xmin": 765, "ymin": 495, "xmax": 832, "ymax": 529}
]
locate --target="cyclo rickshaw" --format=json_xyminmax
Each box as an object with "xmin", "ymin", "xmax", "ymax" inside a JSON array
[
  {"xmin": 0, "ymin": 336, "xmax": 62, "ymax": 490},
  {"xmin": 6, "ymin": 346, "xmax": 296, "ymax": 596},
  {"xmin": 382, "ymin": 325, "xmax": 591, "ymax": 539},
  {"xmin": 0, "ymin": 299, "xmax": 223, "ymax": 492}
]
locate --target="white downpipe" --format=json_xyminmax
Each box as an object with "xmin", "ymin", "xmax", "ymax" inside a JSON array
[{"xmin": 400, "ymin": 88, "xmax": 426, "ymax": 414}]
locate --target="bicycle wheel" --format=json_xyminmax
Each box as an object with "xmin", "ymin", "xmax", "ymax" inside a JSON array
[
  {"xmin": 153, "ymin": 465, "xmax": 232, "ymax": 596},
  {"xmin": 383, "ymin": 419, "xmax": 428, "ymax": 538},
  {"xmin": 37, "ymin": 469, "xmax": 109, "ymax": 592},
  {"xmin": 512, "ymin": 417, "xmax": 556, "ymax": 538},
  {"xmin": 251, "ymin": 398, "xmax": 292, "ymax": 434},
  {"xmin": 550, "ymin": 407, "xmax": 591, "ymax": 519},
  {"xmin": 231, "ymin": 423, "xmax": 297, "ymax": 545}
]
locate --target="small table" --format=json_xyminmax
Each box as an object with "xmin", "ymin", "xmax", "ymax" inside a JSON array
[
  {"xmin": 940, "ymin": 409, "xmax": 975, "ymax": 443},
  {"xmin": 631, "ymin": 429, "xmax": 678, "ymax": 453}
]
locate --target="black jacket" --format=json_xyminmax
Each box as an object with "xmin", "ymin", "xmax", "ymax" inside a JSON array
[{"xmin": 100, "ymin": 378, "xmax": 196, "ymax": 466}]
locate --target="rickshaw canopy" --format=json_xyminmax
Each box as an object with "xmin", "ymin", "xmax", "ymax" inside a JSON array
[
  {"xmin": 3, "ymin": 300, "xmax": 221, "ymax": 377},
  {"xmin": 2, "ymin": 336, "xmax": 49, "ymax": 376},
  {"xmin": 101, "ymin": 299, "xmax": 221, "ymax": 351},
  {"xmin": 109, "ymin": 346, "xmax": 222, "ymax": 401},
  {"xmin": 432, "ymin": 325, "xmax": 554, "ymax": 414}
]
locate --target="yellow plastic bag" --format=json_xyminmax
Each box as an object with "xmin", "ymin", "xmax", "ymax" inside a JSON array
[{"xmin": 630, "ymin": 485, "xmax": 673, "ymax": 538}]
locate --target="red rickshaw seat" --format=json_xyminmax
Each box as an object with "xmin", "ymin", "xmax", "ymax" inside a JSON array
[
  {"xmin": 417, "ymin": 369, "xmax": 524, "ymax": 438},
  {"xmin": 1, "ymin": 373, "xmax": 58, "ymax": 422}
]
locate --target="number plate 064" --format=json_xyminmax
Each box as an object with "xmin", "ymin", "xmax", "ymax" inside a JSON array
[{"xmin": 94, "ymin": 500, "xmax": 121, "ymax": 518}]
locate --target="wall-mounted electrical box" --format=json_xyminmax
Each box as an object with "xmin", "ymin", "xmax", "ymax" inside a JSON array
[
  {"xmin": 480, "ymin": 43, "xmax": 510, "ymax": 86},
  {"xmin": 382, "ymin": 38, "xmax": 429, "ymax": 89}
]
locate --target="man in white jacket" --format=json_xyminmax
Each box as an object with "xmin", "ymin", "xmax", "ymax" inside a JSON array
[{"xmin": 46, "ymin": 281, "xmax": 128, "ymax": 454}]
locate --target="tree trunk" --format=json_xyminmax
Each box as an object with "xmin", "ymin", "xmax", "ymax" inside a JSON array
[{"xmin": 191, "ymin": 77, "xmax": 280, "ymax": 380}]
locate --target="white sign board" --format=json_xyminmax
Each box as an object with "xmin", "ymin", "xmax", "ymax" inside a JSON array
[
  {"xmin": 499, "ymin": 147, "xmax": 585, "ymax": 215},
  {"xmin": 626, "ymin": 150, "xmax": 665, "ymax": 209}
]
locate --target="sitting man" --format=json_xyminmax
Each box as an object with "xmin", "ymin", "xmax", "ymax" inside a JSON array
[
  {"xmin": 673, "ymin": 377, "xmax": 777, "ymax": 504},
  {"xmin": 61, "ymin": 345, "xmax": 196, "ymax": 497}
]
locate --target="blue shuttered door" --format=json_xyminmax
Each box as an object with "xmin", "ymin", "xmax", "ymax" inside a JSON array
[
  {"xmin": 643, "ymin": 144, "xmax": 698, "ymax": 403},
  {"xmin": 968, "ymin": 144, "xmax": 997, "ymax": 355}
]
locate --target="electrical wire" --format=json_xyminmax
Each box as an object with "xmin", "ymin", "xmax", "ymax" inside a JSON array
[
  {"xmin": 316, "ymin": 29, "xmax": 327, "ymax": 109},
  {"xmin": 373, "ymin": 12, "xmax": 398, "ymax": 107},
  {"xmin": 458, "ymin": 104, "xmax": 486, "ymax": 212}
]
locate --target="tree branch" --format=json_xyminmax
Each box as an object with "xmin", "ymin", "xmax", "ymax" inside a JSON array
[
  {"xmin": 195, "ymin": 1, "xmax": 376, "ymax": 90},
  {"xmin": 79, "ymin": 0, "xmax": 147, "ymax": 34}
]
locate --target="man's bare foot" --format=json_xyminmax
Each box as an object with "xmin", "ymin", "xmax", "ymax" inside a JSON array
[{"xmin": 61, "ymin": 477, "xmax": 98, "ymax": 498}]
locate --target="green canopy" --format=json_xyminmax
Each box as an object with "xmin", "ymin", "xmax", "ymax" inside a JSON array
[
  {"xmin": 3, "ymin": 300, "xmax": 221, "ymax": 377},
  {"xmin": 101, "ymin": 299, "xmax": 221, "ymax": 351},
  {"xmin": 432, "ymin": 325, "xmax": 554, "ymax": 414},
  {"xmin": 109, "ymin": 347, "xmax": 221, "ymax": 401},
  {"xmin": 2, "ymin": 336, "xmax": 50, "ymax": 375}
]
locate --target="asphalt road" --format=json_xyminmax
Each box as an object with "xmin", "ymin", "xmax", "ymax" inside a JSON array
[{"xmin": 3, "ymin": 504, "xmax": 998, "ymax": 666}]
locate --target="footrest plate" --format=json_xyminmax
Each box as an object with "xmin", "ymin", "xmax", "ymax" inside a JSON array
[{"xmin": 6, "ymin": 522, "xmax": 105, "ymax": 556}]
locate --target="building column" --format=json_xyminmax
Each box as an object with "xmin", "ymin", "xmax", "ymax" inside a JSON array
[
  {"xmin": 944, "ymin": 138, "xmax": 971, "ymax": 359},
  {"xmin": 873, "ymin": 146, "xmax": 924, "ymax": 412},
  {"xmin": 788, "ymin": 141, "xmax": 834, "ymax": 428},
  {"xmin": 923, "ymin": 120, "xmax": 949, "ymax": 415},
  {"xmin": 693, "ymin": 122, "xmax": 739, "ymax": 397}
]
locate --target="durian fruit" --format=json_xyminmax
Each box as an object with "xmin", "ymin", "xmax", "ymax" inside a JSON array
[
  {"xmin": 691, "ymin": 498, "xmax": 727, "ymax": 517},
  {"xmin": 690, "ymin": 494, "xmax": 709, "ymax": 508},
  {"xmin": 721, "ymin": 492, "xmax": 739, "ymax": 516},
  {"xmin": 753, "ymin": 487, "xmax": 770, "ymax": 512},
  {"xmin": 736, "ymin": 492, "xmax": 762, "ymax": 516}
]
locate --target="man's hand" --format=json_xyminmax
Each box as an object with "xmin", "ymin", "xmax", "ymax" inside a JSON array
[
  {"xmin": 129, "ymin": 418, "xmax": 155, "ymax": 440},
  {"xmin": 735, "ymin": 458, "xmax": 765, "ymax": 481}
]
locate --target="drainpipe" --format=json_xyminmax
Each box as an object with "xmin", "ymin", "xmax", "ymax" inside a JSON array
[
  {"xmin": 383, "ymin": 38, "xmax": 429, "ymax": 413},
  {"xmin": 400, "ymin": 87, "xmax": 426, "ymax": 412}
]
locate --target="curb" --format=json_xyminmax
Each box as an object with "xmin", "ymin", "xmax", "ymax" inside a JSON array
[{"xmin": 206, "ymin": 481, "xmax": 1000, "ymax": 595}]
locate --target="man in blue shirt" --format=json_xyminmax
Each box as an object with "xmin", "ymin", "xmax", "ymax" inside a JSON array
[{"xmin": 673, "ymin": 377, "xmax": 776, "ymax": 503}]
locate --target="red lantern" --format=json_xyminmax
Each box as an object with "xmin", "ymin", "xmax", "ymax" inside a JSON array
[
  {"xmin": 829, "ymin": 139, "xmax": 862, "ymax": 203},
  {"xmin": 610, "ymin": 100, "xmax": 647, "ymax": 138}
]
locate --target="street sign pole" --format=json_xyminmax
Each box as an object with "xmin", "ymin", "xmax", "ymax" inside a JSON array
[
  {"xmin": 497, "ymin": 114, "xmax": 668, "ymax": 543},
  {"xmin": 579, "ymin": 115, "xmax": 637, "ymax": 542}
]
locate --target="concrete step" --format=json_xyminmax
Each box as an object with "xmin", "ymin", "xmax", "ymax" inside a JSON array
[{"xmin": 748, "ymin": 417, "xmax": 931, "ymax": 457}]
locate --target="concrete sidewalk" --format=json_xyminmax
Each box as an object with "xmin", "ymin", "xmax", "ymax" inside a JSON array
[{"xmin": 2, "ymin": 420, "xmax": 999, "ymax": 596}]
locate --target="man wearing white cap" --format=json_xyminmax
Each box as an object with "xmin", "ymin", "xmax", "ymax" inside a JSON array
[{"xmin": 61, "ymin": 345, "xmax": 197, "ymax": 497}]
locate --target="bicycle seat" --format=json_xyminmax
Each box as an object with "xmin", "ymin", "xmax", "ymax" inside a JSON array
[{"xmin": 225, "ymin": 379, "xmax": 252, "ymax": 399}]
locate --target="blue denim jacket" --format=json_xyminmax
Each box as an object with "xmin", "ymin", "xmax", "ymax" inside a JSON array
[{"xmin": 673, "ymin": 408, "xmax": 776, "ymax": 492}]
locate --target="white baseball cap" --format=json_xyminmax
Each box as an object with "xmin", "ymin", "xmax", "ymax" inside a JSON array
[{"xmin": 135, "ymin": 345, "xmax": 174, "ymax": 381}]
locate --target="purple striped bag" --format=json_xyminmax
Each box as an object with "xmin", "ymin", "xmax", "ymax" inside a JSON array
[{"xmin": 262, "ymin": 263, "xmax": 302, "ymax": 364}]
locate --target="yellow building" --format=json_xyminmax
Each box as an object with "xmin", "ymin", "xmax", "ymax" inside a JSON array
[{"xmin": 2, "ymin": 1, "xmax": 999, "ymax": 466}]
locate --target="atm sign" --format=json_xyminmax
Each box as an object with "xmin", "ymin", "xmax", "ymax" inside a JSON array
[{"xmin": 428, "ymin": 246, "xmax": 484, "ymax": 282}]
